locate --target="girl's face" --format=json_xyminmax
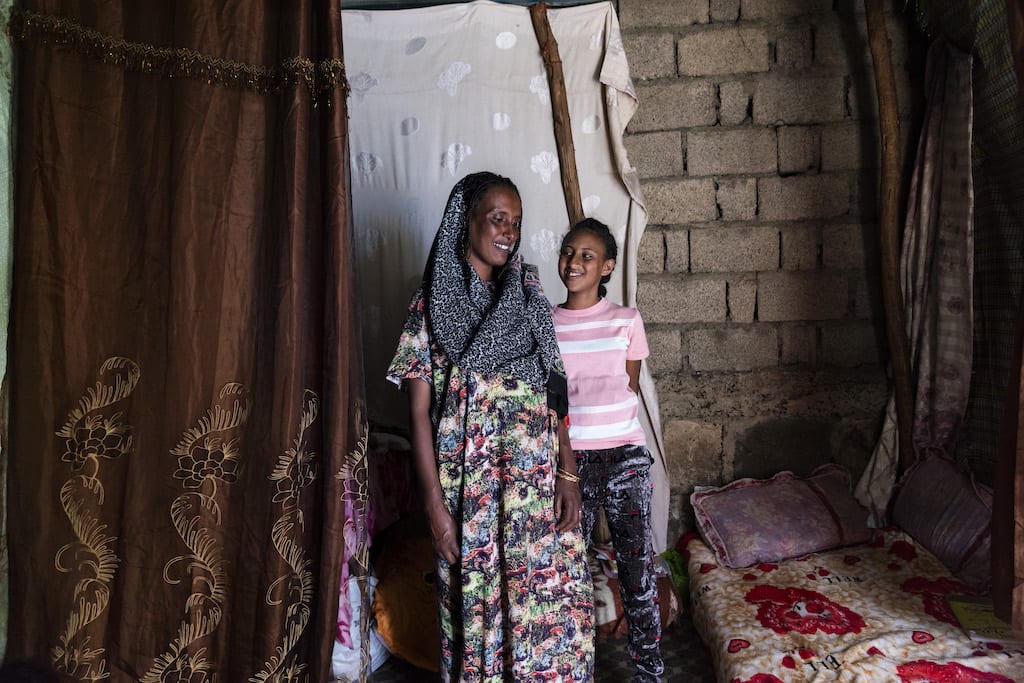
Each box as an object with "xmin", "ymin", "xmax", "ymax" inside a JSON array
[
  {"xmin": 558, "ymin": 229, "xmax": 615, "ymax": 296},
  {"xmin": 465, "ymin": 185, "xmax": 522, "ymax": 281}
]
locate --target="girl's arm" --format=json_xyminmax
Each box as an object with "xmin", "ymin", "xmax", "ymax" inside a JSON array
[
  {"xmin": 553, "ymin": 416, "xmax": 582, "ymax": 533},
  {"xmin": 627, "ymin": 359, "xmax": 642, "ymax": 394},
  {"xmin": 406, "ymin": 378, "xmax": 460, "ymax": 563}
]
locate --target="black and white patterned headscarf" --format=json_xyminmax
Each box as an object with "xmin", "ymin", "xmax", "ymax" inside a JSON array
[{"xmin": 424, "ymin": 171, "xmax": 563, "ymax": 392}]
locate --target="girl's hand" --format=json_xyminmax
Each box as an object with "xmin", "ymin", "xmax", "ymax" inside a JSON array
[
  {"xmin": 426, "ymin": 503, "xmax": 460, "ymax": 564},
  {"xmin": 554, "ymin": 477, "xmax": 582, "ymax": 532}
]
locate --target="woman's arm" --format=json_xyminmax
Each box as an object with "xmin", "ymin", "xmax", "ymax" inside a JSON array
[
  {"xmin": 406, "ymin": 378, "xmax": 460, "ymax": 563},
  {"xmin": 553, "ymin": 416, "xmax": 582, "ymax": 533}
]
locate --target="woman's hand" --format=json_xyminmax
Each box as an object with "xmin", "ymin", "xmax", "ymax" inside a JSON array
[
  {"xmin": 426, "ymin": 503, "xmax": 460, "ymax": 564},
  {"xmin": 554, "ymin": 477, "xmax": 582, "ymax": 532},
  {"xmin": 406, "ymin": 379, "xmax": 459, "ymax": 563}
]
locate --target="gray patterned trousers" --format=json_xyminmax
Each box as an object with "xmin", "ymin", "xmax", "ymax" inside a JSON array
[{"xmin": 576, "ymin": 444, "xmax": 664, "ymax": 682}]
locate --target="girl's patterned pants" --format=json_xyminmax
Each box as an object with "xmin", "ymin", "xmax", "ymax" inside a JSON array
[{"xmin": 576, "ymin": 444, "xmax": 664, "ymax": 682}]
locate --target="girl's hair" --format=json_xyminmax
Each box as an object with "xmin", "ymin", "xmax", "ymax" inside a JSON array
[
  {"xmin": 460, "ymin": 171, "xmax": 522, "ymax": 258},
  {"xmin": 563, "ymin": 217, "xmax": 617, "ymax": 297}
]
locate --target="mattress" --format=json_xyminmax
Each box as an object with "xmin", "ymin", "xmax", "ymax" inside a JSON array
[{"xmin": 685, "ymin": 528, "xmax": 1024, "ymax": 682}]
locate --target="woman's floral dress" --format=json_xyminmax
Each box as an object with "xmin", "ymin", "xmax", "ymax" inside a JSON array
[{"xmin": 387, "ymin": 288, "xmax": 594, "ymax": 682}]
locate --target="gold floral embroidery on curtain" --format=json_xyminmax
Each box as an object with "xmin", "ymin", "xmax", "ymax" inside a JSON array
[
  {"xmin": 5, "ymin": 8, "xmax": 349, "ymax": 105},
  {"xmin": 252, "ymin": 389, "xmax": 320, "ymax": 683},
  {"xmin": 337, "ymin": 419, "xmax": 368, "ymax": 577},
  {"xmin": 52, "ymin": 356, "xmax": 140, "ymax": 680},
  {"xmin": 144, "ymin": 383, "xmax": 251, "ymax": 682}
]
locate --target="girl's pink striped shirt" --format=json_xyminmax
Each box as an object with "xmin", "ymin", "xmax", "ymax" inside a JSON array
[{"xmin": 552, "ymin": 298, "xmax": 649, "ymax": 450}]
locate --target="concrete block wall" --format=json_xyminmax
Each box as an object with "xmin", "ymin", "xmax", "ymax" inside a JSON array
[{"xmin": 616, "ymin": 0, "xmax": 924, "ymax": 544}]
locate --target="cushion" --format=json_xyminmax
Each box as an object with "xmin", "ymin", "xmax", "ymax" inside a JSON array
[
  {"xmin": 891, "ymin": 455, "xmax": 992, "ymax": 592},
  {"xmin": 690, "ymin": 464, "xmax": 872, "ymax": 568}
]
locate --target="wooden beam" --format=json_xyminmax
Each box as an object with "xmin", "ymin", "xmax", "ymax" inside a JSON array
[
  {"xmin": 865, "ymin": 0, "xmax": 914, "ymax": 474},
  {"xmin": 529, "ymin": 2, "xmax": 584, "ymax": 227}
]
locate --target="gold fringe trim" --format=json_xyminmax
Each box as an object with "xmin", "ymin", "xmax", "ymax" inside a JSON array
[{"xmin": 6, "ymin": 8, "xmax": 348, "ymax": 103}]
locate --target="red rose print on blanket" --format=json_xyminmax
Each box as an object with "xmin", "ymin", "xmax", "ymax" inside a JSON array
[
  {"xmin": 745, "ymin": 585, "xmax": 866, "ymax": 635},
  {"xmin": 731, "ymin": 675, "xmax": 786, "ymax": 683},
  {"xmin": 728, "ymin": 639, "xmax": 750, "ymax": 653},
  {"xmin": 890, "ymin": 539, "xmax": 917, "ymax": 562},
  {"xmin": 897, "ymin": 660, "xmax": 1015, "ymax": 682},
  {"xmin": 901, "ymin": 576, "xmax": 976, "ymax": 625}
]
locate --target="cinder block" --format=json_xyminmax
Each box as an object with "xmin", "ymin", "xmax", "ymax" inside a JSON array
[
  {"xmin": 781, "ymin": 324, "xmax": 817, "ymax": 365},
  {"xmin": 778, "ymin": 126, "xmax": 819, "ymax": 175},
  {"xmin": 646, "ymin": 327, "xmax": 683, "ymax": 373},
  {"xmin": 711, "ymin": 0, "xmax": 740, "ymax": 22},
  {"xmin": 638, "ymin": 230, "xmax": 666, "ymax": 273},
  {"xmin": 663, "ymin": 419, "xmax": 723, "ymax": 487},
  {"xmin": 848, "ymin": 66, "xmax": 918, "ymax": 121},
  {"xmin": 849, "ymin": 169, "xmax": 880, "ymax": 220},
  {"xmin": 665, "ymin": 230, "xmax": 691, "ymax": 273},
  {"xmin": 758, "ymin": 175, "xmax": 850, "ymax": 221},
  {"xmin": 833, "ymin": 0, "xmax": 902, "ymax": 12},
  {"xmin": 678, "ymin": 28, "xmax": 769, "ymax": 76},
  {"xmin": 814, "ymin": 15, "xmax": 913, "ymax": 71},
  {"xmin": 851, "ymin": 271, "xmax": 885, "ymax": 319},
  {"xmin": 719, "ymin": 81, "xmax": 751, "ymax": 126},
  {"xmin": 625, "ymin": 131, "xmax": 684, "ymax": 179},
  {"xmin": 753, "ymin": 76, "xmax": 846, "ymax": 125},
  {"xmin": 691, "ymin": 227, "xmax": 778, "ymax": 273},
  {"xmin": 821, "ymin": 322, "xmax": 886, "ymax": 367},
  {"xmin": 716, "ymin": 178, "xmax": 757, "ymax": 221},
  {"xmin": 779, "ymin": 226, "xmax": 820, "ymax": 270},
  {"xmin": 758, "ymin": 271, "xmax": 848, "ymax": 321},
  {"xmin": 742, "ymin": 0, "xmax": 831, "ymax": 19},
  {"xmin": 688, "ymin": 326, "xmax": 779, "ymax": 371},
  {"xmin": 623, "ymin": 32, "xmax": 678, "ymax": 81},
  {"xmin": 821, "ymin": 122, "xmax": 878, "ymax": 171},
  {"xmin": 643, "ymin": 178, "xmax": 719, "ymax": 224},
  {"xmin": 630, "ymin": 81, "xmax": 718, "ymax": 133},
  {"xmin": 688, "ymin": 128, "xmax": 777, "ymax": 176},
  {"xmin": 775, "ymin": 23, "xmax": 813, "ymax": 71},
  {"xmin": 728, "ymin": 279, "xmax": 758, "ymax": 322},
  {"xmin": 638, "ymin": 277, "xmax": 727, "ymax": 323},
  {"xmin": 823, "ymin": 223, "xmax": 880, "ymax": 270},
  {"xmin": 618, "ymin": 0, "xmax": 710, "ymax": 28}
]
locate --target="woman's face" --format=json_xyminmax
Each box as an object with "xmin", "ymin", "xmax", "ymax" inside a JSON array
[{"xmin": 465, "ymin": 185, "xmax": 522, "ymax": 281}]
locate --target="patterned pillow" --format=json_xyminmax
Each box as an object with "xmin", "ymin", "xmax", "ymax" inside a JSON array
[
  {"xmin": 690, "ymin": 464, "xmax": 872, "ymax": 568},
  {"xmin": 891, "ymin": 455, "xmax": 992, "ymax": 592}
]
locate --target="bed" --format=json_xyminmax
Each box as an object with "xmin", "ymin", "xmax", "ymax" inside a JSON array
[{"xmin": 683, "ymin": 462, "xmax": 1024, "ymax": 682}]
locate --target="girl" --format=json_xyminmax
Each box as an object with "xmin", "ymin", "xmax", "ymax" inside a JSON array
[
  {"xmin": 553, "ymin": 217, "xmax": 664, "ymax": 683},
  {"xmin": 387, "ymin": 172, "xmax": 594, "ymax": 682}
]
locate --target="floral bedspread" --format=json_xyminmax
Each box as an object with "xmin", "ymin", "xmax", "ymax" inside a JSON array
[{"xmin": 685, "ymin": 529, "xmax": 1024, "ymax": 682}]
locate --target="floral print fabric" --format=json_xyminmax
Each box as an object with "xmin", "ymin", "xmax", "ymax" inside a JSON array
[{"xmin": 387, "ymin": 289, "xmax": 594, "ymax": 682}]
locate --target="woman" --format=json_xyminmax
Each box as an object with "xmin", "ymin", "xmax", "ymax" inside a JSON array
[{"xmin": 387, "ymin": 171, "xmax": 594, "ymax": 681}]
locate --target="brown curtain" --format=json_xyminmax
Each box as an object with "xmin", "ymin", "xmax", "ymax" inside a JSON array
[{"xmin": 4, "ymin": 3, "xmax": 368, "ymax": 681}]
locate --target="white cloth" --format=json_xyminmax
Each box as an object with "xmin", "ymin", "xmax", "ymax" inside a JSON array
[{"xmin": 342, "ymin": 0, "xmax": 669, "ymax": 550}]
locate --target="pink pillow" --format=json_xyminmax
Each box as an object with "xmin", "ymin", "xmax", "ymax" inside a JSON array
[{"xmin": 691, "ymin": 464, "xmax": 872, "ymax": 568}]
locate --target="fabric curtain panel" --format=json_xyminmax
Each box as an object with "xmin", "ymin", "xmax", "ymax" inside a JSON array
[
  {"xmin": 855, "ymin": 40, "xmax": 974, "ymax": 524},
  {"xmin": 4, "ymin": 4, "xmax": 368, "ymax": 681},
  {"xmin": 993, "ymin": 300, "xmax": 1024, "ymax": 629}
]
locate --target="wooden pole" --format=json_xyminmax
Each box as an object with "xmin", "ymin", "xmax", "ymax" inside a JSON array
[
  {"xmin": 865, "ymin": 0, "xmax": 915, "ymax": 474},
  {"xmin": 529, "ymin": 2, "xmax": 584, "ymax": 227}
]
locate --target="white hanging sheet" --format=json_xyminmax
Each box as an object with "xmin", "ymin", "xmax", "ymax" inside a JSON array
[{"xmin": 342, "ymin": 0, "xmax": 669, "ymax": 552}]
